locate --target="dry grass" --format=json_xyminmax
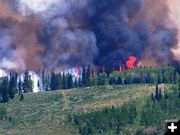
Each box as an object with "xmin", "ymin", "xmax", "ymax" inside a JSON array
[{"xmin": 0, "ymin": 84, "xmax": 173, "ymax": 135}]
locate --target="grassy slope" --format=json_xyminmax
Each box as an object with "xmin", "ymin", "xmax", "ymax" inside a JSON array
[{"xmin": 0, "ymin": 84, "xmax": 172, "ymax": 135}]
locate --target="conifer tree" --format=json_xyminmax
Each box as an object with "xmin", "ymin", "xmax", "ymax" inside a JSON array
[
  {"xmin": 86, "ymin": 64, "xmax": 91, "ymax": 86},
  {"xmin": 157, "ymin": 72, "xmax": 161, "ymax": 84},
  {"xmin": 159, "ymin": 89, "xmax": 162, "ymax": 100},
  {"xmin": 37, "ymin": 80, "xmax": 40, "ymax": 91},
  {"xmin": 9, "ymin": 73, "xmax": 16, "ymax": 99},
  {"xmin": 44, "ymin": 76, "xmax": 50, "ymax": 91},
  {"xmin": 18, "ymin": 78, "xmax": 22, "ymax": 95},
  {"xmin": 82, "ymin": 65, "xmax": 87, "ymax": 86},
  {"xmin": 19, "ymin": 93, "xmax": 24, "ymax": 101},
  {"xmin": 155, "ymin": 84, "xmax": 159, "ymax": 100},
  {"xmin": 74, "ymin": 78, "xmax": 78, "ymax": 88},
  {"xmin": 67, "ymin": 74, "xmax": 73, "ymax": 89},
  {"xmin": 1, "ymin": 77, "xmax": 9, "ymax": 103},
  {"xmin": 56, "ymin": 73, "xmax": 62, "ymax": 89},
  {"xmin": 0, "ymin": 81, "xmax": 1, "ymax": 101},
  {"xmin": 155, "ymin": 84, "xmax": 162, "ymax": 101},
  {"xmin": 14, "ymin": 72, "xmax": 18, "ymax": 93},
  {"xmin": 42, "ymin": 67, "xmax": 45, "ymax": 91},
  {"xmin": 78, "ymin": 77, "xmax": 82, "ymax": 87},
  {"xmin": 23, "ymin": 71, "xmax": 33, "ymax": 93},
  {"xmin": 50, "ymin": 71, "xmax": 56, "ymax": 90},
  {"xmin": 178, "ymin": 83, "xmax": 180, "ymax": 98},
  {"xmin": 62, "ymin": 72, "xmax": 67, "ymax": 89}
]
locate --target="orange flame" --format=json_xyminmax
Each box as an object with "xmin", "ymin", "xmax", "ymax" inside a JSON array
[
  {"xmin": 119, "ymin": 65, "xmax": 124, "ymax": 73},
  {"xmin": 126, "ymin": 56, "xmax": 137, "ymax": 69}
]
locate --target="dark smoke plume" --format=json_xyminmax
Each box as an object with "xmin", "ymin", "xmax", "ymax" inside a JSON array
[{"xmin": 0, "ymin": 0, "xmax": 178, "ymax": 73}]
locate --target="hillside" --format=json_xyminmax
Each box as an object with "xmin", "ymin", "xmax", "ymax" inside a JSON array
[{"xmin": 0, "ymin": 84, "xmax": 174, "ymax": 135}]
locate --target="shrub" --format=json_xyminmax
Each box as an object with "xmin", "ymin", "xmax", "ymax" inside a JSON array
[{"xmin": 0, "ymin": 106, "xmax": 7, "ymax": 120}]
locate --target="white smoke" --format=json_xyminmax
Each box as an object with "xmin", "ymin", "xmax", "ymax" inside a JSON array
[
  {"xmin": 0, "ymin": 58, "xmax": 17, "ymax": 70},
  {"xmin": 19, "ymin": 0, "xmax": 59, "ymax": 13},
  {"xmin": 168, "ymin": 0, "xmax": 180, "ymax": 61},
  {"xmin": 0, "ymin": 69, "xmax": 7, "ymax": 77},
  {"xmin": 19, "ymin": 71, "xmax": 40, "ymax": 93},
  {"xmin": 0, "ymin": 69, "xmax": 39, "ymax": 93},
  {"xmin": 18, "ymin": 0, "xmax": 71, "ymax": 18},
  {"xmin": 29, "ymin": 71, "xmax": 40, "ymax": 93},
  {"xmin": 17, "ymin": 0, "xmax": 90, "ymax": 20}
]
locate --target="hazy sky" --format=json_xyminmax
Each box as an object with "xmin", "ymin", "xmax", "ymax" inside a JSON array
[{"xmin": 168, "ymin": 0, "xmax": 180, "ymax": 60}]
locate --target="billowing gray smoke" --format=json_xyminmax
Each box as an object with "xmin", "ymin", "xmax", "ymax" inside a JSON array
[{"xmin": 0, "ymin": 0, "xmax": 178, "ymax": 73}]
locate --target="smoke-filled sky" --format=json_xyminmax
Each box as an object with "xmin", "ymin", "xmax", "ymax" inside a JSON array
[
  {"xmin": 0, "ymin": 0, "xmax": 180, "ymax": 73},
  {"xmin": 168, "ymin": 0, "xmax": 180, "ymax": 62}
]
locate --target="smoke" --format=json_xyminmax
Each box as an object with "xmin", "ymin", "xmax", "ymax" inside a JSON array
[
  {"xmin": 18, "ymin": 71, "xmax": 40, "ymax": 92},
  {"xmin": 0, "ymin": 0, "xmax": 179, "ymax": 73},
  {"xmin": 167, "ymin": 0, "xmax": 180, "ymax": 62},
  {"xmin": 0, "ymin": 0, "xmax": 44, "ymax": 72},
  {"xmin": 30, "ymin": 71, "xmax": 40, "ymax": 93},
  {"xmin": 0, "ymin": 69, "xmax": 6, "ymax": 77}
]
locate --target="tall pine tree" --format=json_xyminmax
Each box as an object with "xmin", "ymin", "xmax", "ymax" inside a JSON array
[
  {"xmin": 67, "ymin": 74, "xmax": 73, "ymax": 89},
  {"xmin": 18, "ymin": 78, "xmax": 22, "ymax": 95},
  {"xmin": 86, "ymin": 65, "xmax": 91, "ymax": 86},
  {"xmin": 62, "ymin": 72, "xmax": 67, "ymax": 89},
  {"xmin": 1, "ymin": 77, "xmax": 9, "ymax": 103},
  {"xmin": 74, "ymin": 77, "xmax": 78, "ymax": 88},
  {"xmin": 23, "ymin": 71, "xmax": 33, "ymax": 93},
  {"xmin": 50, "ymin": 71, "xmax": 56, "ymax": 90},
  {"xmin": 9, "ymin": 73, "xmax": 16, "ymax": 99},
  {"xmin": 42, "ymin": 67, "xmax": 45, "ymax": 91},
  {"xmin": 82, "ymin": 65, "xmax": 87, "ymax": 86}
]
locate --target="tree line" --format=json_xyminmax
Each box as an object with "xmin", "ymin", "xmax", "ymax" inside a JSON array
[
  {"xmin": 0, "ymin": 65, "xmax": 179, "ymax": 103},
  {"xmin": 48, "ymin": 65, "xmax": 93, "ymax": 91},
  {"xmin": 47, "ymin": 65, "xmax": 179, "ymax": 91},
  {"xmin": 0, "ymin": 71, "xmax": 33, "ymax": 103}
]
